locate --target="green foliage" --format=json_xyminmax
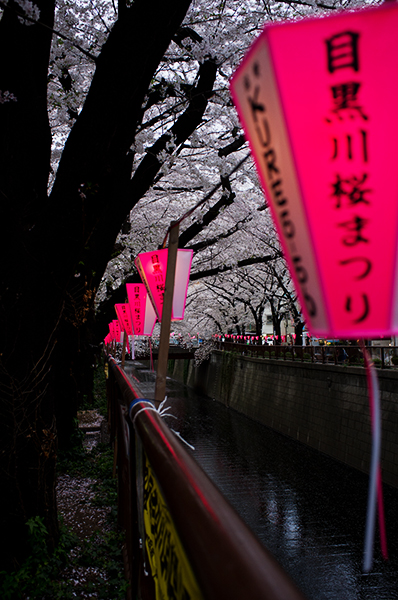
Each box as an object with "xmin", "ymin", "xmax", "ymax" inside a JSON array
[
  {"xmin": 0, "ymin": 517, "xmax": 78, "ymax": 600},
  {"xmin": 350, "ymin": 358, "xmax": 365, "ymax": 366},
  {"xmin": 1, "ymin": 439, "xmax": 126, "ymax": 599},
  {"xmin": 0, "ymin": 522, "xmax": 128, "ymax": 599},
  {"xmin": 392, "ymin": 355, "xmax": 398, "ymax": 366},
  {"xmin": 76, "ymin": 530, "xmax": 128, "ymax": 599},
  {"xmin": 303, "ymin": 352, "xmax": 312, "ymax": 361}
]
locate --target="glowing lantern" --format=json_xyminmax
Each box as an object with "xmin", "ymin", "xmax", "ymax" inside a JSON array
[
  {"xmin": 112, "ymin": 319, "xmax": 121, "ymax": 343},
  {"xmin": 126, "ymin": 283, "xmax": 157, "ymax": 336},
  {"xmin": 230, "ymin": 3, "xmax": 398, "ymax": 338},
  {"xmin": 115, "ymin": 304, "xmax": 133, "ymax": 337},
  {"xmin": 115, "ymin": 303, "xmax": 133, "ymax": 354},
  {"xmin": 108, "ymin": 322, "xmax": 115, "ymax": 340},
  {"xmin": 134, "ymin": 249, "xmax": 193, "ymax": 322}
]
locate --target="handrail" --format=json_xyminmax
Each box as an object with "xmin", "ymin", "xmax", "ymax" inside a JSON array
[
  {"xmin": 214, "ymin": 341, "xmax": 397, "ymax": 368},
  {"xmin": 107, "ymin": 356, "xmax": 307, "ymax": 600}
]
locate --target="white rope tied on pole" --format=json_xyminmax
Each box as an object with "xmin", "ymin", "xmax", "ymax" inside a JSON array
[{"xmin": 130, "ymin": 397, "xmax": 195, "ymax": 451}]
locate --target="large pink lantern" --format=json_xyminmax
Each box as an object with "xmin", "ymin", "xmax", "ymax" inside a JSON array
[
  {"xmin": 134, "ymin": 249, "xmax": 193, "ymax": 322},
  {"xmin": 115, "ymin": 303, "xmax": 133, "ymax": 337},
  {"xmin": 126, "ymin": 283, "xmax": 157, "ymax": 336},
  {"xmin": 230, "ymin": 3, "xmax": 398, "ymax": 338}
]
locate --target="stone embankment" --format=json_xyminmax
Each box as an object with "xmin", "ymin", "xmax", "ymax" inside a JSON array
[{"xmin": 168, "ymin": 351, "xmax": 398, "ymax": 489}]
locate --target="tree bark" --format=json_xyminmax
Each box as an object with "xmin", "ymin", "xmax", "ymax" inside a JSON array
[{"xmin": 0, "ymin": 0, "xmax": 193, "ymax": 571}]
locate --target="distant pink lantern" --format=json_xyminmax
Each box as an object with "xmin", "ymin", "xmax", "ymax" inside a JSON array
[
  {"xmin": 134, "ymin": 249, "xmax": 193, "ymax": 322},
  {"xmin": 126, "ymin": 283, "xmax": 157, "ymax": 336},
  {"xmin": 115, "ymin": 303, "xmax": 133, "ymax": 353},
  {"xmin": 112, "ymin": 319, "xmax": 121, "ymax": 343},
  {"xmin": 115, "ymin": 304, "xmax": 133, "ymax": 337},
  {"xmin": 230, "ymin": 3, "xmax": 398, "ymax": 338},
  {"xmin": 112, "ymin": 319, "xmax": 122, "ymax": 343},
  {"xmin": 109, "ymin": 322, "xmax": 115, "ymax": 340}
]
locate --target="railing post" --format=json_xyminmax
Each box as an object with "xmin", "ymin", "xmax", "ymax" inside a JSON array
[{"xmin": 154, "ymin": 221, "xmax": 179, "ymax": 407}]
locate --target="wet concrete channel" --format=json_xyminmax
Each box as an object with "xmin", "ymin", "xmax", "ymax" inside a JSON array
[{"xmin": 125, "ymin": 360, "xmax": 398, "ymax": 600}]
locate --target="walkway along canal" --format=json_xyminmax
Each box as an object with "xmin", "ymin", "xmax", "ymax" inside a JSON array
[{"xmin": 126, "ymin": 359, "xmax": 398, "ymax": 600}]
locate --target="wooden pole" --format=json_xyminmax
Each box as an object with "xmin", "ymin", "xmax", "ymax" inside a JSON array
[
  {"xmin": 154, "ymin": 221, "xmax": 179, "ymax": 407},
  {"xmin": 121, "ymin": 331, "xmax": 127, "ymax": 369}
]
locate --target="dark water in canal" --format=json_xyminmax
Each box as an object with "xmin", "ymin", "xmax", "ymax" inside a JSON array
[{"xmin": 126, "ymin": 361, "xmax": 398, "ymax": 600}]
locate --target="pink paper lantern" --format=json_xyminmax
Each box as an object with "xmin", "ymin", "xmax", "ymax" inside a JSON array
[
  {"xmin": 115, "ymin": 303, "xmax": 133, "ymax": 354},
  {"xmin": 135, "ymin": 248, "xmax": 193, "ymax": 322},
  {"xmin": 230, "ymin": 3, "xmax": 398, "ymax": 338},
  {"xmin": 115, "ymin": 303, "xmax": 133, "ymax": 337},
  {"xmin": 126, "ymin": 283, "xmax": 157, "ymax": 336},
  {"xmin": 108, "ymin": 322, "xmax": 115, "ymax": 340},
  {"xmin": 112, "ymin": 319, "xmax": 121, "ymax": 343}
]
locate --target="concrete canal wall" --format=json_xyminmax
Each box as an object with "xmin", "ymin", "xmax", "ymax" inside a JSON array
[{"xmin": 168, "ymin": 350, "xmax": 398, "ymax": 489}]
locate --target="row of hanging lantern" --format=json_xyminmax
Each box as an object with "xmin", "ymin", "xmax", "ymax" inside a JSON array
[{"xmin": 104, "ymin": 248, "xmax": 193, "ymax": 346}]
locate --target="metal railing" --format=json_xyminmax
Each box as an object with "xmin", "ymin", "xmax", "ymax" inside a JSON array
[
  {"xmin": 106, "ymin": 355, "xmax": 307, "ymax": 600},
  {"xmin": 214, "ymin": 341, "xmax": 398, "ymax": 369}
]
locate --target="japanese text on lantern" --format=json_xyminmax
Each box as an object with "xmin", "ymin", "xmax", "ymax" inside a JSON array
[
  {"xmin": 113, "ymin": 320, "xmax": 121, "ymax": 342},
  {"xmin": 132, "ymin": 286, "xmax": 143, "ymax": 335},
  {"xmin": 242, "ymin": 61, "xmax": 317, "ymax": 320},
  {"xmin": 325, "ymin": 30, "xmax": 372, "ymax": 325},
  {"xmin": 151, "ymin": 254, "xmax": 165, "ymax": 308},
  {"xmin": 119, "ymin": 304, "xmax": 133, "ymax": 336}
]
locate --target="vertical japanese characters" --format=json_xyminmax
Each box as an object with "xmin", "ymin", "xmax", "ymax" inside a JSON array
[
  {"xmin": 115, "ymin": 303, "xmax": 133, "ymax": 336},
  {"xmin": 150, "ymin": 253, "xmax": 166, "ymax": 312},
  {"xmin": 326, "ymin": 31, "xmax": 372, "ymax": 326}
]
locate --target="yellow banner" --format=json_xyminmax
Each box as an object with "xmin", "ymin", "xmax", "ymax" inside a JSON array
[{"xmin": 143, "ymin": 454, "xmax": 203, "ymax": 600}]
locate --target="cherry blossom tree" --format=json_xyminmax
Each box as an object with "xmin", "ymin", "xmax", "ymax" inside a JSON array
[
  {"xmin": 0, "ymin": 0, "xmax": 374, "ymax": 573},
  {"xmin": 95, "ymin": 0, "xmax": 375, "ymax": 340}
]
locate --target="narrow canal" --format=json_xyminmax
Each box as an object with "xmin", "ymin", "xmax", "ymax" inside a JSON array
[{"xmin": 125, "ymin": 360, "xmax": 398, "ymax": 600}]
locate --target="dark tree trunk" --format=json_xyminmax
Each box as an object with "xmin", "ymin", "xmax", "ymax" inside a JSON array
[
  {"xmin": 0, "ymin": 0, "xmax": 58, "ymax": 571},
  {"xmin": 294, "ymin": 321, "xmax": 305, "ymax": 347},
  {"xmin": 0, "ymin": 0, "xmax": 193, "ymax": 571}
]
